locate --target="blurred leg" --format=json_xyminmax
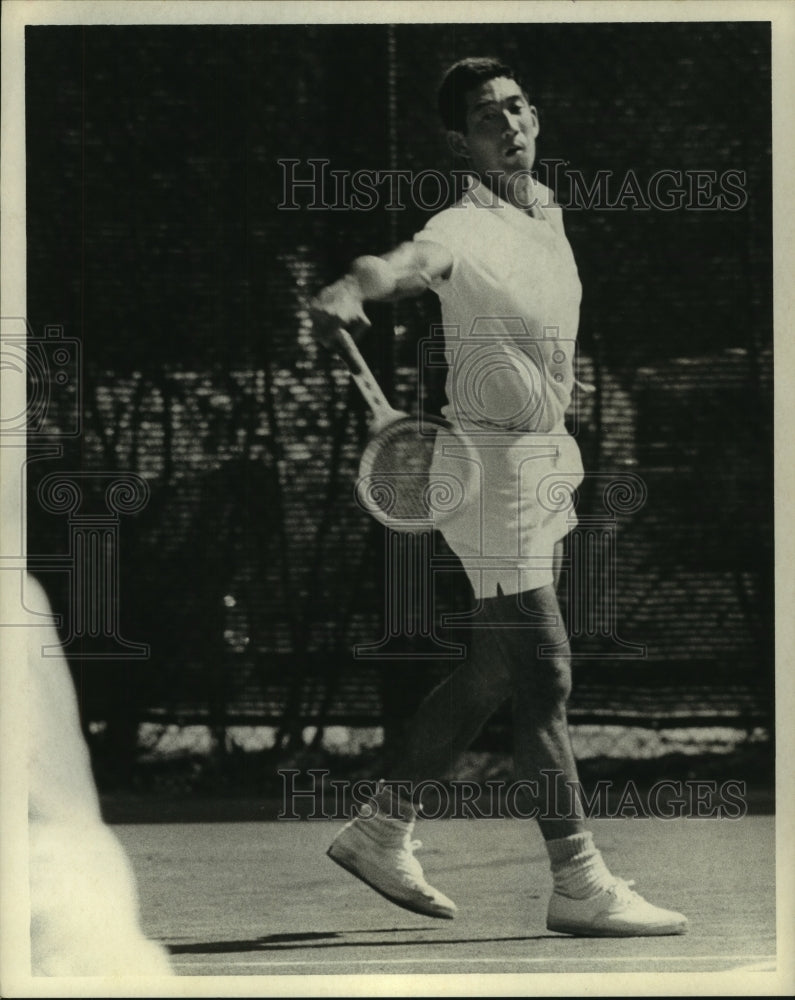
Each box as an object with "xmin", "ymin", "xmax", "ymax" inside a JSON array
[{"xmin": 26, "ymin": 574, "xmax": 173, "ymax": 977}]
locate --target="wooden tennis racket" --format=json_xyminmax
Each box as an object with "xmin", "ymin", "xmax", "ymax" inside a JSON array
[{"xmin": 334, "ymin": 329, "xmax": 477, "ymax": 532}]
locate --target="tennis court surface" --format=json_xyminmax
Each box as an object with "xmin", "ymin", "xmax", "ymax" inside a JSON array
[{"xmin": 117, "ymin": 814, "xmax": 776, "ymax": 980}]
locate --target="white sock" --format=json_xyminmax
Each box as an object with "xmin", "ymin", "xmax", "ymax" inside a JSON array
[{"xmin": 546, "ymin": 831, "xmax": 615, "ymax": 899}]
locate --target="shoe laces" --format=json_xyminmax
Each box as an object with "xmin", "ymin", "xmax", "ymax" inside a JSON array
[
  {"xmin": 394, "ymin": 838, "xmax": 426, "ymax": 884},
  {"xmin": 606, "ymin": 878, "xmax": 640, "ymax": 904}
]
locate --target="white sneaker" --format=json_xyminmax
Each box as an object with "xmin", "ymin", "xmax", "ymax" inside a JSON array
[
  {"xmin": 547, "ymin": 879, "xmax": 688, "ymax": 937},
  {"xmin": 327, "ymin": 813, "xmax": 457, "ymax": 919}
]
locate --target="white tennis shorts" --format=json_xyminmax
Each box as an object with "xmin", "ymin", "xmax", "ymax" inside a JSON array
[{"xmin": 431, "ymin": 426, "xmax": 584, "ymax": 598}]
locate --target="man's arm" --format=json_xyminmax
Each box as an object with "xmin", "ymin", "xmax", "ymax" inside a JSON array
[{"xmin": 309, "ymin": 240, "xmax": 452, "ymax": 344}]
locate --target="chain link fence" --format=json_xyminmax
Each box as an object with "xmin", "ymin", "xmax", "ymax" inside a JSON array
[{"xmin": 23, "ymin": 22, "xmax": 773, "ymax": 792}]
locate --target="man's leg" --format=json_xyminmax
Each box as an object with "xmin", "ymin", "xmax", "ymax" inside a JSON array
[
  {"xmin": 326, "ymin": 581, "xmax": 517, "ymax": 919},
  {"xmin": 328, "ymin": 578, "xmax": 573, "ymax": 920},
  {"xmin": 384, "ymin": 541, "xmax": 567, "ymax": 786},
  {"xmin": 479, "ymin": 582, "xmax": 586, "ymax": 839},
  {"xmin": 326, "ymin": 563, "xmax": 577, "ymax": 919},
  {"xmin": 486, "ymin": 570, "xmax": 687, "ymax": 936},
  {"xmin": 396, "ymin": 633, "xmax": 513, "ymax": 784},
  {"xmin": 328, "ymin": 541, "xmax": 688, "ymax": 935}
]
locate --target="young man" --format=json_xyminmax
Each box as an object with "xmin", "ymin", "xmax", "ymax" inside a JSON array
[{"xmin": 310, "ymin": 57, "xmax": 687, "ymax": 937}]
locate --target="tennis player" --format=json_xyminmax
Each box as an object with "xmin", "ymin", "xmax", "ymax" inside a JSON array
[{"xmin": 310, "ymin": 57, "xmax": 687, "ymax": 936}]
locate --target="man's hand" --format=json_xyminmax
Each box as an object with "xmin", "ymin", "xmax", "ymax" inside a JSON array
[
  {"xmin": 309, "ymin": 274, "xmax": 371, "ymax": 349},
  {"xmin": 309, "ymin": 243, "xmax": 451, "ymax": 349}
]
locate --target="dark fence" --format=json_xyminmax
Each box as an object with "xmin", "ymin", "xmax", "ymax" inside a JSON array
[{"xmin": 24, "ymin": 22, "xmax": 773, "ymax": 775}]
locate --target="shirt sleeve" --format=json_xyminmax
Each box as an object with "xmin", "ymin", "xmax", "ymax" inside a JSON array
[{"xmin": 412, "ymin": 207, "xmax": 466, "ymax": 287}]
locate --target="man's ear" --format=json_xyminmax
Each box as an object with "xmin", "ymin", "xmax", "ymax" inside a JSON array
[
  {"xmin": 528, "ymin": 105, "xmax": 540, "ymax": 138},
  {"xmin": 446, "ymin": 130, "xmax": 470, "ymax": 159}
]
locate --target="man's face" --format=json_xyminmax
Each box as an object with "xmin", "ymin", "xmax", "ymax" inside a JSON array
[{"xmin": 454, "ymin": 76, "xmax": 540, "ymax": 192}]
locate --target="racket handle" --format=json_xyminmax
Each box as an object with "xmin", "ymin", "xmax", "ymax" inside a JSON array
[{"xmin": 335, "ymin": 329, "xmax": 404, "ymax": 427}]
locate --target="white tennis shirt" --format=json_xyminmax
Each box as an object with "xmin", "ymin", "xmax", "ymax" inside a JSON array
[{"xmin": 413, "ymin": 177, "xmax": 585, "ymax": 597}]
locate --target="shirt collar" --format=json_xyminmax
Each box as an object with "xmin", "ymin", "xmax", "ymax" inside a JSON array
[{"xmin": 463, "ymin": 174, "xmax": 546, "ymax": 221}]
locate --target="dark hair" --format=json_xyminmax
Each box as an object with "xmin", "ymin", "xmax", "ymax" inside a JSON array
[{"xmin": 437, "ymin": 57, "xmax": 523, "ymax": 133}]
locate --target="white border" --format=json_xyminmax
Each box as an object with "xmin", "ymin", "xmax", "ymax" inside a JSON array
[{"xmin": 2, "ymin": 2, "xmax": 793, "ymax": 997}]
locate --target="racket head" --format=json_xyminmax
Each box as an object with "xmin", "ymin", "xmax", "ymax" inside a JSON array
[{"xmin": 354, "ymin": 414, "xmax": 479, "ymax": 532}]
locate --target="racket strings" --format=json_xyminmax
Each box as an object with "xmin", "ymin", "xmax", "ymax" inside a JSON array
[{"xmin": 357, "ymin": 420, "xmax": 471, "ymax": 524}]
